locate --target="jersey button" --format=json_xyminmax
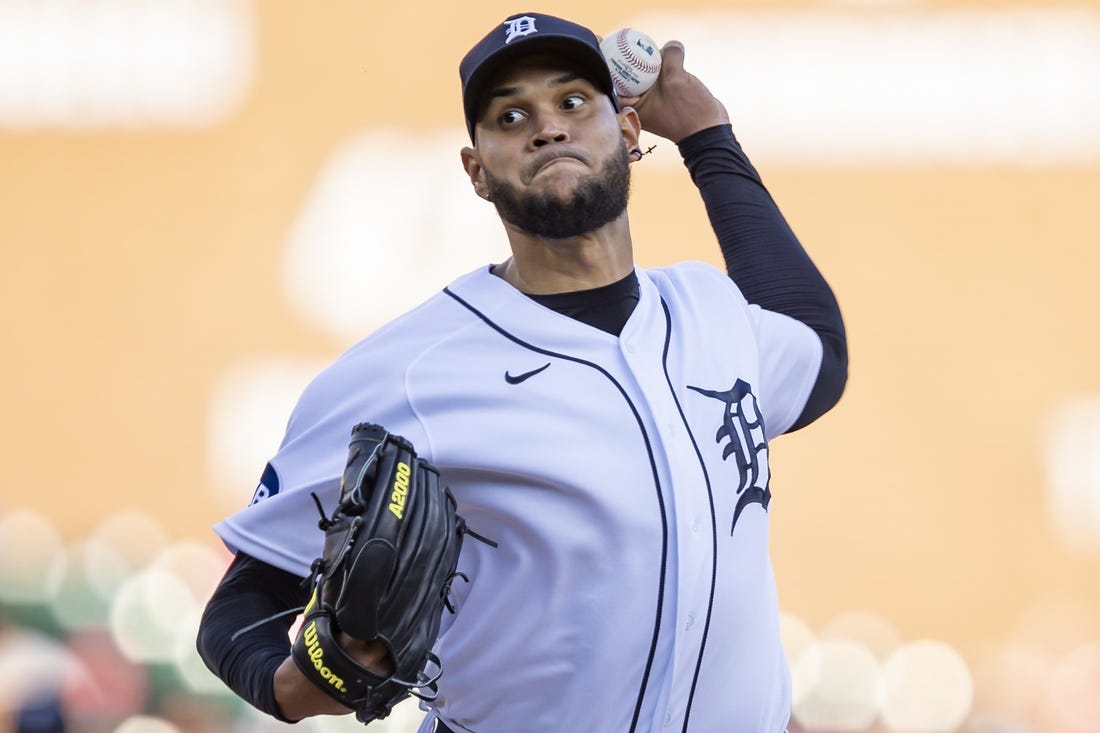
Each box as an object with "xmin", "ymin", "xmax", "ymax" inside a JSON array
[{"xmin": 686, "ymin": 613, "xmax": 696, "ymax": 630}]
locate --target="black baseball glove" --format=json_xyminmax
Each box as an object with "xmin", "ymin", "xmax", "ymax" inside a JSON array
[{"xmin": 291, "ymin": 423, "xmax": 467, "ymax": 723}]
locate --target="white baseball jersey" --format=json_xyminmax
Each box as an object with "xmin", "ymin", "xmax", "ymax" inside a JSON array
[{"xmin": 215, "ymin": 261, "xmax": 822, "ymax": 733}]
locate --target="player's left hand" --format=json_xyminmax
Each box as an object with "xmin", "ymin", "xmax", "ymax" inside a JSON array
[
  {"xmin": 288, "ymin": 423, "xmax": 468, "ymax": 724},
  {"xmin": 619, "ymin": 41, "xmax": 729, "ymax": 144},
  {"xmin": 272, "ymin": 631, "xmax": 397, "ymax": 721}
]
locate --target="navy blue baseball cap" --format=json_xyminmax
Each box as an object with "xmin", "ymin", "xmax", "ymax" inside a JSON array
[{"xmin": 460, "ymin": 12, "xmax": 620, "ymax": 141}]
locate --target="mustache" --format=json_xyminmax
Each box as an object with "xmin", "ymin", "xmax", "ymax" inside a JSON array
[{"xmin": 523, "ymin": 147, "xmax": 592, "ymax": 183}]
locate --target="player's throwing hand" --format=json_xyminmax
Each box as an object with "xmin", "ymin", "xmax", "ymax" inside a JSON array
[{"xmin": 619, "ymin": 41, "xmax": 730, "ymax": 144}]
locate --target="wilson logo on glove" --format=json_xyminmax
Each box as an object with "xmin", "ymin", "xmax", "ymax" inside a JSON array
[{"xmin": 302, "ymin": 619, "xmax": 348, "ymax": 692}]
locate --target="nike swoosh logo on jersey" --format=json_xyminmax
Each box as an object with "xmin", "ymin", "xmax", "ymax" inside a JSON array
[{"xmin": 504, "ymin": 362, "xmax": 551, "ymax": 384}]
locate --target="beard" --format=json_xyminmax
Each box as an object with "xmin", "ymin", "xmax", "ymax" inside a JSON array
[{"xmin": 484, "ymin": 143, "xmax": 631, "ymax": 239}]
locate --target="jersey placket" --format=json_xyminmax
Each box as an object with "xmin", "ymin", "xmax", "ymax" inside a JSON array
[{"xmin": 618, "ymin": 308, "xmax": 717, "ymax": 733}]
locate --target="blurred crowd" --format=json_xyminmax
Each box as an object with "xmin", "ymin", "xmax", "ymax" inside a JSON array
[{"xmin": 3, "ymin": 504, "xmax": 1100, "ymax": 733}]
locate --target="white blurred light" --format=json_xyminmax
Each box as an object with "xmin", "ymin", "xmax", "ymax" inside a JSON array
[
  {"xmin": 792, "ymin": 638, "xmax": 882, "ymax": 731},
  {"xmin": 1041, "ymin": 395, "xmax": 1100, "ymax": 553},
  {"xmin": 281, "ymin": 129, "xmax": 507, "ymax": 343},
  {"xmin": 1011, "ymin": 597, "xmax": 1099, "ymax": 654},
  {"xmin": 628, "ymin": 8, "xmax": 1100, "ymax": 166},
  {"xmin": 0, "ymin": 508, "xmax": 66, "ymax": 603},
  {"xmin": 781, "ymin": 613, "xmax": 817, "ymax": 709},
  {"xmin": 781, "ymin": 612, "xmax": 816, "ymax": 660},
  {"xmin": 821, "ymin": 610, "xmax": 903, "ymax": 660},
  {"xmin": 78, "ymin": 536, "xmax": 135, "ymax": 599},
  {"xmin": 1046, "ymin": 642, "xmax": 1100, "ymax": 732},
  {"xmin": 962, "ymin": 714, "xmax": 1039, "ymax": 733},
  {"xmin": 881, "ymin": 640, "xmax": 973, "ymax": 732},
  {"xmin": 0, "ymin": 0, "xmax": 253, "ymax": 129},
  {"xmin": 0, "ymin": 628, "xmax": 85, "ymax": 704},
  {"xmin": 150, "ymin": 540, "xmax": 228, "ymax": 605},
  {"xmin": 46, "ymin": 539, "xmax": 116, "ymax": 630},
  {"xmin": 205, "ymin": 356, "xmax": 329, "ymax": 507},
  {"xmin": 112, "ymin": 716, "xmax": 181, "ymax": 733},
  {"xmin": 87, "ymin": 510, "xmax": 169, "ymax": 588},
  {"xmin": 971, "ymin": 643, "xmax": 1054, "ymax": 723},
  {"xmin": 109, "ymin": 568, "xmax": 197, "ymax": 663}
]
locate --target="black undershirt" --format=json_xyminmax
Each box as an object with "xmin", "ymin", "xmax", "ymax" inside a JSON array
[
  {"xmin": 195, "ymin": 124, "xmax": 847, "ymax": 721},
  {"xmin": 527, "ymin": 270, "xmax": 640, "ymax": 336}
]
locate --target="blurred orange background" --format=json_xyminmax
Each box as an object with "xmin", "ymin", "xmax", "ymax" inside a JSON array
[{"xmin": 2, "ymin": 1, "xmax": 1099, "ymax": 732}]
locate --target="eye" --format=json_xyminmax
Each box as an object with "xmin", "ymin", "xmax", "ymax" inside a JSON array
[
  {"xmin": 561, "ymin": 95, "xmax": 586, "ymax": 111},
  {"xmin": 499, "ymin": 109, "xmax": 527, "ymax": 126}
]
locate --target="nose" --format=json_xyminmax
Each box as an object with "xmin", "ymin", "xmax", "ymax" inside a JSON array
[{"xmin": 530, "ymin": 109, "xmax": 569, "ymax": 148}]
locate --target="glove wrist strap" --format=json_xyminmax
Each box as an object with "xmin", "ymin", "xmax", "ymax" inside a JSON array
[{"xmin": 290, "ymin": 610, "xmax": 388, "ymax": 709}]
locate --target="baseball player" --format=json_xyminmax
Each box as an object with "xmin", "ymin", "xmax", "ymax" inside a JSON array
[{"xmin": 197, "ymin": 11, "xmax": 847, "ymax": 733}]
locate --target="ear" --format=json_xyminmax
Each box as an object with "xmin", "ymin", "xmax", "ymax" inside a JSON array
[
  {"xmin": 460, "ymin": 146, "xmax": 492, "ymax": 201},
  {"xmin": 617, "ymin": 106, "xmax": 642, "ymax": 154}
]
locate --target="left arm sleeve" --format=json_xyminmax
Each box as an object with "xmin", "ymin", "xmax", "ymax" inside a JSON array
[
  {"xmin": 195, "ymin": 551, "xmax": 309, "ymax": 721},
  {"xmin": 678, "ymin": 124, "xmax": 848, "ymax": 432}
]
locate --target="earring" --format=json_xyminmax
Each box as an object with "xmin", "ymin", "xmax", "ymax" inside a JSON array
[{"xmin": 630, "ymin": 147, "xmax": 643, "ymax": 161}]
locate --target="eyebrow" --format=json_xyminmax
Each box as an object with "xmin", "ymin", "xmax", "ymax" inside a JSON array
[{"xmin": 484, "ymin": 72, "xmax": 587, "ymax": 104}]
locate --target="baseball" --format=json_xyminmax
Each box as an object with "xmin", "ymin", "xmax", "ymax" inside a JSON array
[{"xmin": 600, "ymin": 28, "xmax": 662, "ymax": 97}]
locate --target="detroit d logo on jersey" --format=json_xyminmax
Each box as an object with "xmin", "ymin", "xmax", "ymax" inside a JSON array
[{"xmin": 688, "ymin": 378, "xmax": 771, "ymax": 535}]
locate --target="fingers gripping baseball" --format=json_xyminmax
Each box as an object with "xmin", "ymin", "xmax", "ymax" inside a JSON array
[
  {"xmin": 659, "ymin": 39, "xmax": 685, "ymax": 71},
  {"xmin": 620, "ymin": 40, "xmax": 729, "ymax": 144}
]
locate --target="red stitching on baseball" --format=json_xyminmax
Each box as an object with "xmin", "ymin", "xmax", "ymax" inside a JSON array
[{"xmin": 615, "ymin": 29, "xmax": 660, "ymax": 76}]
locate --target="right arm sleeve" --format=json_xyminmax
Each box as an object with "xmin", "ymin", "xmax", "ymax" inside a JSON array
[
  {"xmin": 195, "ymin": 552, "xmax": 310, "ymax": 721},
  {"xmin": 677, "ymin": 124, "xmax": 848, "ymax": 433}
]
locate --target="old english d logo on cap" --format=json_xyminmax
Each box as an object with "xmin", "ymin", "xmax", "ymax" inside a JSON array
[{"xmin": 503, "ymin": 15, "xmax": 539, "ymax": 43}]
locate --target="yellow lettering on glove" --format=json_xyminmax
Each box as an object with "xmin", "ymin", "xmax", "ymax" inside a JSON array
[
  {"xmin": 389, "ymin": 461, "xmax": 410, "ymax": 519},
  {"xmin": 303, "ymin": 620, "xmax": 348, "ymax": 693}
]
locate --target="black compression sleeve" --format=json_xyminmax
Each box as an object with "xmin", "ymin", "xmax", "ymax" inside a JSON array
[
  {"xmin": 195, "ymin": 552, "xmax": 309, "ymax": 721},
  {"xmin": 678, "ymin": 124, "xmax": 848, "ymax": 431}
]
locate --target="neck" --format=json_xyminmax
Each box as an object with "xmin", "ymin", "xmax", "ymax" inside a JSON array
[{"xmin": 494, "ymin": 216, "xmax": 634, "ymax": 294}]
